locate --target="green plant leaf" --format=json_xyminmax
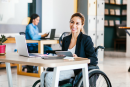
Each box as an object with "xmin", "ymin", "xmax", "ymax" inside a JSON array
[{"xmin": 0, "ymin": 35, "xmax": 7, "ymax": 45}]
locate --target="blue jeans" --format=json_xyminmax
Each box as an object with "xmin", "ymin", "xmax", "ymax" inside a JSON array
[
  {"xmin": 44, "ymin": 45, "xmax": 52, "ymax": 54},
  {"xmin": 27, "ymin": 45, "xmax": 52, "ymax": 54}
]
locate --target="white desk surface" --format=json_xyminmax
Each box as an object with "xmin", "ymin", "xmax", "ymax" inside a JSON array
[{"xmin": 0, "ymin": 53, "xmax": 90, "ymax": 67}]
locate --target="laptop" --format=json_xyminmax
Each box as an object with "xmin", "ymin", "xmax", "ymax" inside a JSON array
[
  {"xmin": 15, "ymin": 35, "xmax": 41, "ymax": 57},
  {"xmin": 41, "ymin": 29, "xmax": 56, "ymax": 40},
  {"xmin": 15, "ymin": 35, "xmax": 64, "ymax": 59}
]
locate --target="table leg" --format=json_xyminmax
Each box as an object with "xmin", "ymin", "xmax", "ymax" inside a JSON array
[
  {"xmin": 38, "ymin": 41, "xmax": 44, "ymax": 54},
  {"xmin": 52, "ymin": 67, "xmax": 60, "ymax": 87},
  {"xmin": 38, "ymin": 41, "xmax": 44, "ymax": 76},
  {"xmin": 82, "ymin": 64, "xmax": 89, "ymax": 87},
  {"xmin": 51, "ymin": 64, "xmax": 89, "ymax": 87},
  {"xmin": 40, "ymin": 66, "xmax": 44, "ymax": 74},
  {"xmin": 6, "ymin": 62, "xmax": 13, "ymax": 87}
]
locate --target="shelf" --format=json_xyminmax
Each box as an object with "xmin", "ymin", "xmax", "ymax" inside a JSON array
[
  {"xmin": 105, "ymin": 15, "xmax": 126, "ymax": 17},
  {"xmin": 105, "ymin": 3, "xmax": 127, "ymax": 6},
  {"xmin": 0, "ymin": 63, "xmax": 17, "ymax": 68},
  {"xmin": 105, "ymin": 26, "xmax": 115, "ymax": 28}
]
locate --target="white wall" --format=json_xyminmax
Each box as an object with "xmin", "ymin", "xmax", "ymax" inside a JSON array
[
  {"xmin": 53, "ymin": 0, "xmax": 74, "ymax": 35},
  {"xmin": 42, "ymin": 0, "xmax": 75, "ymax": 50},
  {"xmin": 42, "ymin": 0, "xmax": 54, "ymax": 33},
  {"xmin": 126, "ymin": 0, "xmax": 130, "ymax": 57},
  {"xmin": 0, "ymin": 0, "xmax": 32, "ymax": 24},
  {"xmin": 42, "ymin": 0, "xmax": 75, "ymax": 36}
]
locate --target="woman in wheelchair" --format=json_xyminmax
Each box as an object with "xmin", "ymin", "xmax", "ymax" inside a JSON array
[
  {"xmin": 62, "ymin": 12, "xmax": 98, "ymax": 75},
  {"xmin": 33, "ymin": 13, "xmax": 112, "ymax": 87},
  {"xmin": 48, "ymin": 12, "xmax": 98, "ymax": 74}
]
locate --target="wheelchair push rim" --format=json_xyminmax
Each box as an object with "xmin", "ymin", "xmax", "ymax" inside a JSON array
[{"xmin": 78, "ymin": 69, "xmax": 112, "ymax": 87}]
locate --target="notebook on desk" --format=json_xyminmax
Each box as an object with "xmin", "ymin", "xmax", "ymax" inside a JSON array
[
  {"xmin": 41, "ymin": 51, "xmax": 73, "ymax": 60},
  {"xmin": 41, "ymin": 55, "xmax": 66, "ymax": 60},
  {"xmin": 15, "ymin": 35, "xmax": 42, "ymax": 57}
]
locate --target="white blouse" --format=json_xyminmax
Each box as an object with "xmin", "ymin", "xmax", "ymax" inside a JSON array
[{"xmin": 68, "ymin": 45, "xmax": 76, "ymax": 54}]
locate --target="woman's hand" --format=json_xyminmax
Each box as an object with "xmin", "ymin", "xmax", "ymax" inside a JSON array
[
  {"xmin": 73, "ymin": 54, "xmax": 78, "ymax": 58},
  {"xmin": 44, "ymin": 33, "xmax": 49, "ymax": 37},
  {"xmin": 41, "ymin": 33, "xmax": 49, "ymax": 37}
]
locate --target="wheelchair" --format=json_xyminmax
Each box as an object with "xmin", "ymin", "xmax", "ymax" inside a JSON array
[{"xmin": 32, "ymin": 32, "xmax": 112, "ymax": 87}]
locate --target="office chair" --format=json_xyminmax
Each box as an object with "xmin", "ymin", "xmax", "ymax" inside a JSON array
[
  {"xmin": 114, "ymin": 24, "xmax": 126, "ymax": 50},
  {"xmin": 19, "ymin": 32, "xmax": 25, "ymax": 35},
  {"xmin": 59, "ymin": 32, "xmax": 70, "ymax": 47},
  {"xmin": 46, "ymin": 32, "xmax": 70, "ymax": 54},
  {"xmin": 115, "ymin": 24, "xmax": 126, "ymax": 39}
]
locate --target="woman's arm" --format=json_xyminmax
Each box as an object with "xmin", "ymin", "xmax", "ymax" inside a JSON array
[
  {"xmin": 26, "ymin": 25, "xmax": 41, "ymax": 40},
  {"xmin": 41, "ymin": 33, "xmax": 49, "ymax": 38},
  {"xmin": 84, "ymin": 36, "xmax": 98, "ymax": 65}
]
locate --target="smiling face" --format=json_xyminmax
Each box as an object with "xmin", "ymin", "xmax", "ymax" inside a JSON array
[
  {"xmin": 70, "ymin": 16, "xmax": 84, "ymax": 34},
  {"xmin": 32, "ymin": 17, "xmax": 40, "ymax": 25}
]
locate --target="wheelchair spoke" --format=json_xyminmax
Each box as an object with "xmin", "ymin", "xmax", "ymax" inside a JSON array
[
  {"xmin": 79, "ymin": 70, "xmax": 111, "ymax": 87},
  {"xmin": 97, "ymin": 74, "xmax": 107, "ymax": 87},
  {"xmin": 88, "ymin": 73, "xmax": 109, "ymax": 87},
  {"xmin": 101, "ymin": 77, "xmax": 106, "ymax": 87},
  {"xmin": 97, "ymin": 75, "xmax": 103, "ymax": 87}
]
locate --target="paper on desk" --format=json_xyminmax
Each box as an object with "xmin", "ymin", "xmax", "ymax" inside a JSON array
[{"xmin": 63, "ymin": 56, "xmax": 74, "ymax": 60}]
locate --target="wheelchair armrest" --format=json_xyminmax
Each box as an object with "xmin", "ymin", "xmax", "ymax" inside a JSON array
[{"xmin": 95, "ymin": 46, "xmax": 105, "ymax": 52}]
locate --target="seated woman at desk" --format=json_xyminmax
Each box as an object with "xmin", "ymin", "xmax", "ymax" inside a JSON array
[
  {"xmin": 47, "ymin": 12, "xmax": 98, "ymax": 76},
  {"xmin": 24, "ymin": 14, "xmax": 52, "ymax": 73},
  {"xmin": 25, "ymin": 14, "xmax": 52, "ymax": 54}
]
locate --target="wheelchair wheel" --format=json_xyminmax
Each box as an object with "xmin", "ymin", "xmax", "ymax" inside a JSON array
[
  {"xmin": 32, "ymin": 79, "xmax": 40, "ymax": 87},
  {"xmin": 77, "ymin": 69, "xmax": 112, "ymax": 87}
]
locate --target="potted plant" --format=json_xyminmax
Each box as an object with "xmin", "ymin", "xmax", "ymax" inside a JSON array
[{"xmin": 0, "ymin": 35, "xmax": 7, "ymax": 55}]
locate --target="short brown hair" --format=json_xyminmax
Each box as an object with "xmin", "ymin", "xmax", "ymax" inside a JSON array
[{"xmin": 70, "ymin": 12, "xmax": 85, "ymax": 33}]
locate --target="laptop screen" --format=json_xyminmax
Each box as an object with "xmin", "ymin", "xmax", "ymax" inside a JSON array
[
  {"xmin": 50, "ymin": 29, "xmax": 56, "ymax": 39},
  {"xmin": 15, "ymin": 35, "xmax": 29, "ymax": 56}
]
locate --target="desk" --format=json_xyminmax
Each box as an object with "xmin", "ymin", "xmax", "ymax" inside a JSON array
[
  {"xmin": 4, "ymin": 38, "xmax": 59, "ymax": 77},
  {"xmin": 119, "ymin": 27, "xmax": 130, "ymax": 29},
  {"xmin": 4, "ymin": 38, "xmax": 59, "ymax": 53},
  {"xmin": 0, "ymin": 53, "xmax": 90, "ymax": 87}
]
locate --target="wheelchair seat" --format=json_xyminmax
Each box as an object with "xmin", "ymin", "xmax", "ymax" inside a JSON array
[{"xmin": 88, "ymin": 65, "xmax": 99, "ymax": 71}]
